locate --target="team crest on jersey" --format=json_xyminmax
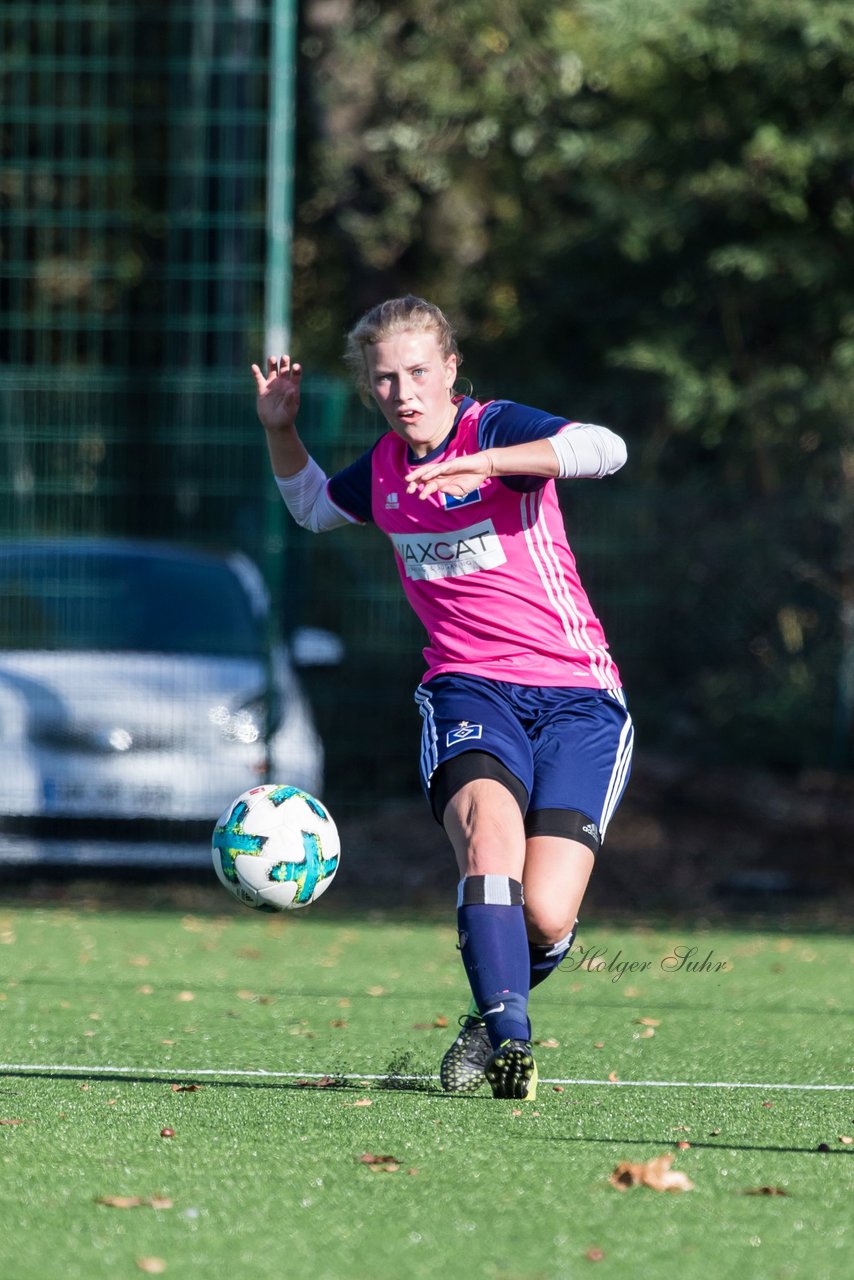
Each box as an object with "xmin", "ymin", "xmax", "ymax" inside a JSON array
[
  {"xmin": 446, "ymin": 720, "xmax": 483, "ymax": 746},
  {"xmin": 442, "ymin": 488, "xmax": 482, "ymax": 509},
  {"xmin": 385, "ymin": 491, "xmax": 400, "ymax": 509}
]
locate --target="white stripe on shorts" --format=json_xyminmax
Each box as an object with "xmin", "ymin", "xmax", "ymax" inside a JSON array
[
  {"xmin": 599, "ymin": 703, "xmax": 634, "ymax": 836},
  {"xmin": 415, "ymin": 684, "xmax": 439, "ymax": 784}
]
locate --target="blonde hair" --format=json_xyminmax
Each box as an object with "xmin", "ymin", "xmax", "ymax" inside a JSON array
[{"xmin": 344, "ymin": 295, "xmax": 462, "ymax": 400}]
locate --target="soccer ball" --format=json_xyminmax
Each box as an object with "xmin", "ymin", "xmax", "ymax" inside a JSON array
[{"xmin": 212, "ymin": 784, "xmax": 340, "ymax": 911}]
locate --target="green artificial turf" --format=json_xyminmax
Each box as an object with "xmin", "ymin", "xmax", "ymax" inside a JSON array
[{"xmin": 0, "ymin": 899, "xmax": 851, "ymax": 1280}]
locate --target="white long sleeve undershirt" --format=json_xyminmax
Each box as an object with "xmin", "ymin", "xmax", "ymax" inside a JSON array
[
  {"xmin": 274, "ymin": 456, "xmax": 356, "ymax": 532},
  {"xmin": 546, "ymin": 423, "xmax": 627, "ymax": 479}
]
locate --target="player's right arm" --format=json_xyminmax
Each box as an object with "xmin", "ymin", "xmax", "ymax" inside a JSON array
[
  {"xmin": 251, "ymin": 355, "xmax": 358, "ymax": 533},
  {"xmin": 252, "ymin": 355, "xmax": 309, "ymax": 477}
]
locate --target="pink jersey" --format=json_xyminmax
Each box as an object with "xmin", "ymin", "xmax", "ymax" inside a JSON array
[{"xmin": 366, "ymin": 400, "xmax": 621, "ymax": 690}]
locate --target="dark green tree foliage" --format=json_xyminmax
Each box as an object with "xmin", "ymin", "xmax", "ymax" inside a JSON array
[
  {"xmin": 297, "ymin": 0, "xmax": 853, "ymax": 481},
  {"xmin": 295, "ymin": 0, "xmax": 854, "ymax": 768}
]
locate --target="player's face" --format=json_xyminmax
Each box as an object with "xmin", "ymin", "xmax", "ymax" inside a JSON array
[{"xmin": 365, "ymin": 330, "xmax": 458, "ymax": 457}]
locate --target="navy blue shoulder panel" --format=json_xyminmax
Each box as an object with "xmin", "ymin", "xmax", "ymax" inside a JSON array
[
  {"xmin": 327, "ymin": 441, "xmax": 380, "ymax": 524},
  {"xmin": 477, "ymin": 400, "xmax": 569, "ymax": 494}
]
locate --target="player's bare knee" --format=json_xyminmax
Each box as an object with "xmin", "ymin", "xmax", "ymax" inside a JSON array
[{"xmin": 524, "ymin": 901, "xmax": 577, "ymax": 946}]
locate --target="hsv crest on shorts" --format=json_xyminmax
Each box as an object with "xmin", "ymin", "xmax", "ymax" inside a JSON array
[{"xmin": 446, "ymin": 721, "xmax": 483, "ymax": 746}]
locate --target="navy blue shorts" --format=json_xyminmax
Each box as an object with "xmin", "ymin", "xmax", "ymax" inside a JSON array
[{"xmin": 415, "ymin": 674, "xmax": 633, "ymax": 848}]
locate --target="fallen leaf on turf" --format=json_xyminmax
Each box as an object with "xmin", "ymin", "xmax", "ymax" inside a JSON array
[
  {"xmin": 676, "ymin": 1141, "xmax": 691, "ymax": 1150},
  {"xmin": 761, "ymin": 1100, "xmax": 774, "ymax": 1107},
  {"xmin": 358, "ymin": 1153, "xmax": 400, "ymax": 1172},
  {"xmin": 411, "ymin": 1015, "xmax": 448, "ymax": 1030},
  {"xmin": 742, "ymin": 1186, "xmax": 788, "ymax": 1196},
  {"xmin": 709, "ymin": 1128, "xmax": 722, "ymax": 1136},
  {"xmin": 608, "ymin": 1071, "xmax": 619, "ymax": 1082},
  {"xmin": 636, "ymin": 1017, "xmax": 661, "ymax": 1027},
  {"xmin": 534, "ymin": 1038, "xmax": 560, "ymax": 1048},
  {"xmin": 594, "ymin": 1042, "xmax": 605, "ymax": 1049},
  {"xmin": 553, "ymin": 1086, "xmax": 565, "ymax": 1093},
  {"xmin": 136, "ymin": 1258, "xmax": 167, "ymax": 1274},
  {"xmin": 347, "ymin": 1098, "xmax": 372, "ymax": 1107},
  {"xmin": 176, "ymin": 991, "xmax": 194, "ymax": 1002},
  {"xmin": 0, "ymin": 1118, "xmax": 23, "ymax": 1126},
  {"xmin": 585, "ymin": 1248, "xmax": 605, "ymax": 1262},
  {"xmin": 170, "ymin": 1084, "xmax": 202, "ymax": 1093},
  {"xmin": 296, "ymin": 1076, "xmax": 337, "ymax": 1088},
  {"xmin": 839, "ymin": 1136, "xmax": 853, "ymax": 1145},
  {"xmin": 609, "ymin": 1153, "xmax": 694, "ymax": 1193},
  {"xmin": 366, "ymin": 986, "xmax": 387, "ymax": 996},
  {"xmin": 96, "ymin": 1196, "xmax": 174, "ymax": 1210},
  {"xmin": 637, "ymin": 1028, "xmax": 655, "ymax": 1038},
  {"xmin": 330, "ymin": 1019, "xmax": 348, "ymax": 1028},
  {"xmin": 160, "ymin": 1128, "xmax": 175, "ymax": 1138}
]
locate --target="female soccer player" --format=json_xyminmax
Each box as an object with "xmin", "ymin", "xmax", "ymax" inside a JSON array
[{"xmin": 252, "ymin": 296, "xmax": 633, "ymax": 1100}]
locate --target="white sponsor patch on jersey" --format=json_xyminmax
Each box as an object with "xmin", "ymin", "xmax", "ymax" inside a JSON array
[{"xmin": 391, "ymin": 518, "xmax": 507, "ymax": 581}]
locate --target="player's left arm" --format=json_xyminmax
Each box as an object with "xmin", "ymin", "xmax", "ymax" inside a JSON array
[
  {"xmin": 405, "ymin": 438, "xmax": 559, "ymax": 501},
  {"xmin": 405, "ymin": 406, "xmax": 626, "ymax": 501}
]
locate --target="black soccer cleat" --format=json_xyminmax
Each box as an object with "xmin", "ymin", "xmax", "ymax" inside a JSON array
[
  {"xmin": 484, "ymin": 1038, "xmax": 538, "ymax": 1100},
  {"xmin": 440, "ymin": 1014, "xmax": 491, "ymax": 1093}
]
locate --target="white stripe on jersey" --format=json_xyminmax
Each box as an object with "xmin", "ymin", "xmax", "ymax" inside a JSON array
[
  {"xmin": 520, "ymin": 490, "xmax": 619, "ymax": 691},
  {"xmin": 599, "ymin": 708, "xmax": 634, "ymax": 836},
  {"xmin": 415, "ymin": 684, "xmax": 439, "ymax": 783}
]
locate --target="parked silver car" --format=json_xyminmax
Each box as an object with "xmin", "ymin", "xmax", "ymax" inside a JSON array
[{"xmin": 0, "ymin": 538, "xmax": 334, "ymax": 842}]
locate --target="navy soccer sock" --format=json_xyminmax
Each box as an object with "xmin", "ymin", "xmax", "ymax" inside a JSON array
[
  {"xmin": 528, "ymin": 923, "xmax": 577, "ymax": 991},
  {"xmin": 456, "ymin": 875, "xmax": 530, "ymax": 1049}
]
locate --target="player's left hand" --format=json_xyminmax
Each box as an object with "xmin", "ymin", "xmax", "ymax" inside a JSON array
[{"xmin": 404, "ymin": 451, "xmax": 495, "ymax": 501}]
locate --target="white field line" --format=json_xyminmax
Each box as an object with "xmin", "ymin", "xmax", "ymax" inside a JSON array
[{"xmin": 1, "ymin": 1062, "xmax": 852, "ymax": 1091}]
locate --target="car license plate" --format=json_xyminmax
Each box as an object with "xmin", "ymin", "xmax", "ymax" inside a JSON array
[{"xmin": 41, "ymin": 778, "xmax": 174, "ymax": 817}]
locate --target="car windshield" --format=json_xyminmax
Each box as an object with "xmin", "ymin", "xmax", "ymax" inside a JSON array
[{"xmin": 0, "ymin": 546, "xmax": 267, "ymax": 658}]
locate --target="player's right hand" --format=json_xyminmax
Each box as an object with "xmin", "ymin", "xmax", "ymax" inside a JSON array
[{"xmin": 251, "ymin": 355, "xmax": 302, "ymax": 432}]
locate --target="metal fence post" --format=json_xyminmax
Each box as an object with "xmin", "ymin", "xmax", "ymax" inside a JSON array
[{"xmin": 262, "ymin": 0, "xmax": 299, "ymax": 619}]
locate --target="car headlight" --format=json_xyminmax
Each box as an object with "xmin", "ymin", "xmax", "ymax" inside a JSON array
[{"xmin": 208, "ymin": 693, "xmax": 281, "ymax": 745}]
